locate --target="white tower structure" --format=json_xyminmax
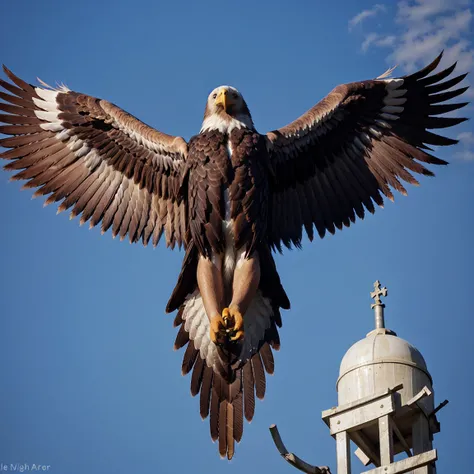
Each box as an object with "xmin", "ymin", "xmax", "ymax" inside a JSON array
[{"xmin": 270, "ymin": 280, "xmax": 447, "ymax": 474}]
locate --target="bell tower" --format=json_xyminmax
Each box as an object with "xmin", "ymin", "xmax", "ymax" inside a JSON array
[{"xmin": 270, "ymin": 281, "xmax": 447, "ymax": 474}]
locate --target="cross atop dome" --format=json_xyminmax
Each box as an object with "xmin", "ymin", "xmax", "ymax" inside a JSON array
[
  {"xmin": 370, "ymin": 280, "xmax": 387, "ymax": 308},
  {"xmin": 370, "ymin": 280, "xmax": 388, "ymax": 330}
]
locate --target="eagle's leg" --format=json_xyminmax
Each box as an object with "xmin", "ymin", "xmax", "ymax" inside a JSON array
[
  {"xmin": 223, "ymin": 249, "xmax": 261, "ymax": 342},
  {"xmin": 197, "ymin": 254, "xmax": 227, "ymax": 344}
]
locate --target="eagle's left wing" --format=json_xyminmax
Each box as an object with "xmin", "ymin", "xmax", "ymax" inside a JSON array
[
  {"xmin": 265, "ymin": 52, "xmax": 469, "ymax": 251},
  {"xmin": 0, "ymin": 67, "xmax": 189, "ymax": 248}
]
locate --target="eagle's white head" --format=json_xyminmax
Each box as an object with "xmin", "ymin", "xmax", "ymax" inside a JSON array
[{"xmin": 201, "ymin": 85, "xmax": 254, "ymax": 133}]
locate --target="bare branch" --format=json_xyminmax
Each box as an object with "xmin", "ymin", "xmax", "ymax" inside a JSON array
[{"xmin": 269, "ymin": 424, "xmax": 332, "ymax": 474}]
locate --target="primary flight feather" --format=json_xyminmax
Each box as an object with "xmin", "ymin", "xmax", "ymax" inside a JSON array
[{"xmin": 0, "ymin": 52, "xmax": 468, "ymax": 459}]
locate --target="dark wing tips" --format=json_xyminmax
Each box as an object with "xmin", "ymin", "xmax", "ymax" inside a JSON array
[
  {"xmin": 389, "ymin": 53, "xmax": 468, "ymax": 156},
  {"xmin": 421, "ymin": 60, "xmax": 469, "ymax": 148},
  {"xmin": 425, "ymin": 116, "xmax": 468, "ymax": 129},
  {"xmin": 406, "ymin": 53, "xmax": 469, "ymax": 125},
  {"xmin": 406, "ymin": 50, "xmax": 444, "ymax": 81},
  {"xmin": 426, "ymin": 72, "xmax": 468, "ymax": 94},
  {"xmin": 419, "ymin": 61, "xmax": 457, "ymax": 86},
  {"xmin": 429, "ymin": 102, "xmax": 469, "ymax": 115},
  {"xmin": 415, "ymin": 54, "xmax": 470, "ymax": 112},
  {"xmin": 428, "ymin": 86, "xmax": 470, "ymax": 104}
]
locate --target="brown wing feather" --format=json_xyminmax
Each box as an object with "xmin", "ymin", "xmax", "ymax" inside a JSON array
[
  {"xmin": 266, "ymin": 52, "xmax": 469, "ymax": 250},
  {"xmin": 0, "ymin": 67, "xmax": 189, "ymax": 248}
]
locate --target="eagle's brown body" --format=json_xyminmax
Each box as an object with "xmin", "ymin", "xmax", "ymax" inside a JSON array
[
  {"xmin": 187, "ymin": 128, "xmax": 270, "ymax": 257},
  {"xmin": 0, "ymin": 53, "xmax": 469, "ymax": 459}
]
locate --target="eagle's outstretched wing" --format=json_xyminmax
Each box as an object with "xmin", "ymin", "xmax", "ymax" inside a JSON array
[
  {"xmin": 265, "ymin": 52, "xmax": 469, "ymax": 251},
  {"xmin": 0, "ymin": 67, "xmax": 188, "ymax": 248}
]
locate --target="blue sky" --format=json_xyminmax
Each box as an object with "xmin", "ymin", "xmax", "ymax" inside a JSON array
[{"xmin": 1, "ymin": 0, "xmax": 473, "ymax": 472}]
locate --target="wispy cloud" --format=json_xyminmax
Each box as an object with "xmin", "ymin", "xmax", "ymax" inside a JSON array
[
  {"xmin": 362, "ymin": 33, "xmax": 396, "ymax": 52},
  {"xmin": 349, "ymin": 0, "xmax": 473, "ymax": 161},
  {"xmin": 348, "ymin": 4, "xmax": 386, "ymax": 31},
  {"xmin": 454, "ymin": 150, "xmax": 474, "ymax": 161},
  {"xmin": 350, "ymin": 0, "xmax": 473, "ymax": 73},
  {"xmin": 455, "ymin": 131, "xmax": 474, "ymax": 161},
  {"xmin": 389, "ymin": 7, "xmax": 473, "ymax": 72},
  {"xmin": 457, "ymin": 131, "xmax": 474, "ymax": 145},
  {"xmin": 387, "ymin": 1, "xmax": 474, "ymax": 105},
  {"xmin": 397, "ymin": 0, "xmax": 469, "ymax": 22}
]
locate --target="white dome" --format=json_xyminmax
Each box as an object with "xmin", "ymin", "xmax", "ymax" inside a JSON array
[
  {"xmin": 336, "ymin": 328, "xmax": 433, "ymax": 407},
  {"xmin": 338, "ymin": 328, "xmax": 431, "ymax": 383}
]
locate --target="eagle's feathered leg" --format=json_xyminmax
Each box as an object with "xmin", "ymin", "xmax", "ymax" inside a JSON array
[
  {"xmin": 223, "ymin": 249, "xmax": 261, "ymax": 341},
  {"xmin": 197, "ymin": 254, "xmax": 226, "ymax": 344},
  {"xmin": 196, "ymin": 247, "xmax": 261, "ymax": 344}
]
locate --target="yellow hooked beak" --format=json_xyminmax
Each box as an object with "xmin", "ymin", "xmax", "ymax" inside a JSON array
[{"xmin": 216, "ymin": 88, "xmax": 230, "ymax": 112}]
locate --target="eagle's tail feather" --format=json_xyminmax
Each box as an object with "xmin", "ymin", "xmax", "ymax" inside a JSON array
[
  {"xmin": 166, "ymin": 242, "xmax": 198, "ymax": 313},
  {"xmin": 214, "ymin": 375, "xmax": 242, "ymax": 459},
  {"xmin": 169, "ymin": 242, "xmax": 287, "ymax": 459},
  {"xmin": 173, "ymin": 297, "xmax": 277, "ymax": 459},
  {"xmin": 200, "ymin": 364, "xmax": 213, "ymax": 418},
  {"xmin": 209, "ymin": 353, "xmax": 271, "ymax": 459}
]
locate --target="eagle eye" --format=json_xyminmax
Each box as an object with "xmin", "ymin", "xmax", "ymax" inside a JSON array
[{"xmin": 212, "ymin": 93, "xmax": 217, "ymax": 99}]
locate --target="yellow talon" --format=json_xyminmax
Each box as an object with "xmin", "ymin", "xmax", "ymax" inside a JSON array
[
  {"xmin": 222, "ymin": 306, "xmax": 244, "ymax": 342},
  {"xmin": 210, "ymin": 314, "xmax": 226, "ymax": 345},
  {"xmin": 230, "ymin": 330, "xmax": 244, "ymax": 342},
  {"xmin": 222, "ymin": 307, "xmax": 231, "ymax": 324}
]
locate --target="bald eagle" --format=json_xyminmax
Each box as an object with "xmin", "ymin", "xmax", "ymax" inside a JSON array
[{"xmin": 0, "ymin": 53, "xmax": 468, "ymax": 459}]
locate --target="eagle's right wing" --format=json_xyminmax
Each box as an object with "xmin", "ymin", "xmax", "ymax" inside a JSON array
[
  {"xmin": 265, "ymin": 53, "xmax": 469, "ymax": 251},
  {"xmin": 0, "ymin": 67, "xmax": 189, "ymax": 248}
]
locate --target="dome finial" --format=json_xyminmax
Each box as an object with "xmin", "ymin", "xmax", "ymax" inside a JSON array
[{"xmin": 370, "ymin": 280, "xmax": 387, "ymax": 329}]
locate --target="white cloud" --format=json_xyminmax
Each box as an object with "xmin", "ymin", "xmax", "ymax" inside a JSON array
[
  {"xmin": 458, "ymin": 131, "xmax": 474, "ymax": 145},
  {"xmin": 349, "ymin": 0, "xmax": 474, "ymax": 160},
  {"xmin": 349, "ymin": 4, "xmax": 386, "ymax": 31},
  {"xmin": 438, "ymin": 8, "xmax": 472, "ymax": 35},
  {"xmin": 352, "ymin": 1, "xmax": 474, "ymax": 70},
  {"xmin": 387, "ymin": 7, "xmax": 473, "ymax": 70},
  {"xmin": 454, "ymin": 132, "xmax": 474, "ymax": 161},
  {"xmin": 397, "ymin": 0, "xmax": 469, "ymax": 22},
  {"xmin": 454, "ymin": 150, "xmax": 474, "ymax": 161},
  {"xmin": 386, "ymin": 2, "xmax": 474, "ymax": 103},
  {"xmin": 376, "ymin": 35, "xmax": 397, "ymax": 47},
  {"xmin": 351, "ymin": 0, "xmax": 473, "ymax": 96},
  {"xmin": 362, "ymin": 33, "xmax": 396, "ymax": 52},
  {"xmin": 362, "ymin": 33, "xmax": 379, "ymax": 52}
]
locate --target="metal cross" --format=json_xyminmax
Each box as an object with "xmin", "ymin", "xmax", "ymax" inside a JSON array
[{"xmin": 371, "ymin": 280, "xmax": 388, "ymax": 307}]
